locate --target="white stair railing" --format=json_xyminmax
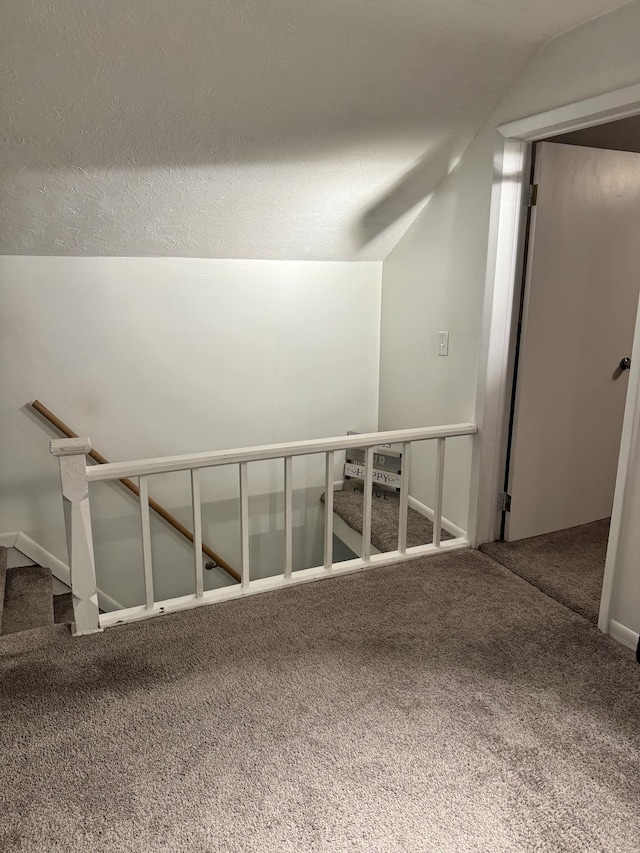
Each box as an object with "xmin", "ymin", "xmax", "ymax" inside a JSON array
[{"xmin": 50, "ymin": 423, "xmax": 477, "ymax": 635}]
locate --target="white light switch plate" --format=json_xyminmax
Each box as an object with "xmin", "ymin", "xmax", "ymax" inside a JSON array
[{"xmin": 438, "ymin": 331, "xmax": 449, "ymax": 357}]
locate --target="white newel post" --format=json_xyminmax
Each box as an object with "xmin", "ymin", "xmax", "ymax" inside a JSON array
[{"xmin": 50, "ymin": 437, "xmax": 102, "ymax": 636}]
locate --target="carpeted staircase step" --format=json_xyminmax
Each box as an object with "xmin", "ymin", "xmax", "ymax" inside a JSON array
[
  {"xmin": 1, "ymin": 565, "xmax": 54, "ymax": 635},
  {"xmin": 322, "ymin": 489, "xmax": 455, "ymax": 552},
  {"xmin": 53, "ymin": 592, "xmax": 74, "ymax": 625}
]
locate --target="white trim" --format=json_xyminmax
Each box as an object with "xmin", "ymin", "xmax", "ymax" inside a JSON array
[
  {"xmin": 15, "ymin": 532, "xmax": 72, "ymax": 586},
  {"xmin": 86, "ymin": 424, "xmax": 477, "ymax": 482},
  {"xmin": 6, "ymin": 531, "xmax": 123, "ymax": 613},
  {"xmin": 408, "ymin": 496, "xmax": 466, "ymax": 541},
  {"xmin": 497, "ymin": 83, "xmax": 640, "ymax": 142},
  {"xmin": 51, "ymin": 577, "xmax": 68, "ymax": 595},
  {"xmin": 100, "ymin": 538, "xmax": 470, "ymax": 629},
  {"xmin": 599, "ymin": 296, "xmax": 640, "ymax": 632},
  {"xmin": 0, "ymin": 532, "xmax": 19, "ymax": 548},
  {"xmin": 6, "ymin": 549, "xmax": 36, "ymax": 569},
  {"xmin": 332, "ymin": 513, "xmax": 382, "ymax": 557},
  {"xmin": 469, "ymin": 137, "xmax": 529, "ymax": 547},
  {"xmin": 471, "ymin": 83, "xmax": 640, "ymax": 640},
  {"xmin": 608, "ymin": 620, "xmax": 639, "ymax": 653}
]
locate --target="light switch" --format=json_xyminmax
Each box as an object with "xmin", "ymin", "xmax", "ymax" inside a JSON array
[{"xmin": 438, "ymin": 331, "xmax": 449, "ymax": 357}]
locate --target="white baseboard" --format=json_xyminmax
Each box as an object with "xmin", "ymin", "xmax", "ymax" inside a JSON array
[
  {"xmin": 15, "ymin": 531, "xmax": 72, "ymax": 585},
  {"xmin": 608, "ymin": 620, "xmax": 639, "ymax": 652},
  {"xmin": 3, "ymin": 531, "xmax": 123, "ymax": 613},
  {"xmin": 0, "ymin": 535, "xmax": 35, "ymax": 568},
  {"xmin": 6, "ymin": 548, "xmax": 36, "ymax": 568},
  {"xmin": 332, "ymin": 513, "xmax": 382, "ymax": 557},
  {"xmin": 407, "ymin": 497, "xmax": 467, "ymax": 540},
  {"xmin": 51, "ymin": 577, "xmax": 69, "ymax": 595}
]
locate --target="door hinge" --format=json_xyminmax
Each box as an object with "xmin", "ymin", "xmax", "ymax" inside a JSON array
[
  {"xmin": 528, "ymin": 184, "xmax": 539, "ymax": 207},
  {"xmin": 498, "ymin": 492, "xmax": 512, "ymax": 512}
]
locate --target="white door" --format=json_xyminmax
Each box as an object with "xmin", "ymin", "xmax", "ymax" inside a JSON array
[{"xmin": 506, "ymin": 142, "xmax": 640, "ymax": 542}]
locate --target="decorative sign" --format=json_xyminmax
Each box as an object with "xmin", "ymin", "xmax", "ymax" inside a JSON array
[
  {"xmin": 345, "ymin": 431, "xmax": 403, "ymax": 492},
  {"xmin": 344, "ymin": 462, "xmax": 402, "ymax": 488},
  {"xmin": 348, "ymin": 448, "xmax": 401, "ymax": 472}
]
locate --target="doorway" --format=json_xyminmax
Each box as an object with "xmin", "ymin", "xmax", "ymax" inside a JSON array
[
  {"xmin": 504, "ymin": 138, "xmax": 640, "ymax": 543},
  {"xmin": 471, "ymin": 86, "xmax": 640, "ymax": 644},
  {"xmin": 489, "ymin": 131, "xmax": 640, "ymax": 623}
]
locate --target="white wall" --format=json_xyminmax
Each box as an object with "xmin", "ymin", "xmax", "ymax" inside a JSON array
[
  {"xmin": 0, "ymin": 256, "xmax": 381, "ymax": 606},
  {"xmin": 494, "ymin": 2, "xmax": 640, "ymax": 122},
  {"xmin": 378, "ymin": 1, "xmax": 640, "ymax": 630},
  {"xmin": 378, "ymin": 134, "xmax": 492, "ymax": 530}
]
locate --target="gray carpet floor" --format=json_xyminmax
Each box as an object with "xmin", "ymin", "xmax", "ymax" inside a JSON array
[
  {"xmin": 1, "ymin": 549, "xmax": 639, "ymax": 852},
  {"xmin": 480, "ymin": 519, "xmax": 609, "ymax": 624},
  {"xmin": 53, "ymin": 592, "xmax": 74, "ymax": 625},
  {"xmin": 326, "ymin": 490, "xmax": 454, "ymax": 552}
]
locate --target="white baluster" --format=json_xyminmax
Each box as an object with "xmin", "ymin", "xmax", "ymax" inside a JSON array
[
  {"xmin": 398, "ymin": 442, "xmax": 411, "ymax": 554},
  {"xmin": 191, "ymin": 469, "xmax": 204, "ymax": 598},
  {"xmin": 284, "ymin": 456, "xmax": 293, "ymax": 579},
  {"xmin": 50, "ymin": 437, "xmax": 101, "ymax": 635},
  {"xmin": 362, "ymin": 446, "xmax": 373, "ymax": 560},
  {"xmin": 139, "ymin": 475, "xmax": 154, "ymax": 609},
  {"xmin": 239, "ymin": 461, "xmax": 250, "ymax": 589},
  {"xmin": 433, "ymin": 438, "xmax": 446, "ymax": 547},
  {"xmin": 324, "ymin": 451, "xmax": 334, "ymax": 569}
]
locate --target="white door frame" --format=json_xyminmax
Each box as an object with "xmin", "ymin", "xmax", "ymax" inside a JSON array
[{"xmin": 468, "ymin": 82, "xmax": 640, "ymax": 635}]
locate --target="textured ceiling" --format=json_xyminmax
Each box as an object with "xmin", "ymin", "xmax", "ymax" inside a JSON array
[{"xmin": 1, "ymin": 0, "xmax": 633, "ymax": 260}]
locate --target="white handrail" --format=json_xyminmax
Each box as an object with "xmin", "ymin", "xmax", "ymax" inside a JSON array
[
  {"xmin": 85, "ymin": 424, "xmax": 477, "ymax": 482},
  {"xmin": 50, "ymin": 422, "xmax": 478, "ymax": 635}
]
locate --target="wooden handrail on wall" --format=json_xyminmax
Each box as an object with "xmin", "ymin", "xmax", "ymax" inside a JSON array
[{"xmin": 32, "ymin": 400, "xmax": 241, "ymax": 584}]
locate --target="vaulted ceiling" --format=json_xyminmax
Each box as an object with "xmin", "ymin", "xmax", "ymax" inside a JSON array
[{"xmin": 1, "ymin": 0, "xmax": 632, "ymax": 260}]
